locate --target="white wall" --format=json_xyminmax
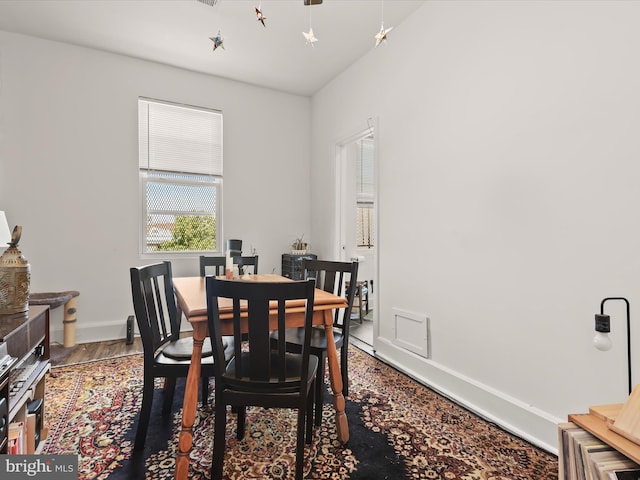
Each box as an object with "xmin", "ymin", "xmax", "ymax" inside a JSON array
[
  {"xmin": 0, "ymin": 31, "xmax": 311, "ymax": 343},
  {"xmin": 310, "ymin": 0, "xmax": 640, "ymax": 451}
]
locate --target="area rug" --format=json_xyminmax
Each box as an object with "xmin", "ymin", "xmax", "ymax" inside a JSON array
[{"xmin": 43, "ymin": 348, "xmax": 558, "ymax": 479}]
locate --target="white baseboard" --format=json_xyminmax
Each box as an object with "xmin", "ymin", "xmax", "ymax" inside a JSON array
[
  {"xmin": 50, "ymin": 322, "xmax": 124, "ymax": 346},
  {"xmin": 374, "ymin": 338, "xmax": 562, "ymax": 455},
  {"xmin": 50, "ymin": 318, "xmax": 195, "ymax": 346}
]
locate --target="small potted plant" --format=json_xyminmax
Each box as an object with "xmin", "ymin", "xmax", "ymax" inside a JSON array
[{"xmin": 291, "ymin": 235, "xmax": 308, "ymax": 255}]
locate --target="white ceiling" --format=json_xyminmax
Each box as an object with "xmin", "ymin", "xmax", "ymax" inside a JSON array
[{"xmin": 0, "ymin": 0, "xmax": 425, "ymax": 96}]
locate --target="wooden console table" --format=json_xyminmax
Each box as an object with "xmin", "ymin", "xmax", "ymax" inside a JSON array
[{"xmin": 0, "ymin": 305, "xmax": 50, "ymax": 454}]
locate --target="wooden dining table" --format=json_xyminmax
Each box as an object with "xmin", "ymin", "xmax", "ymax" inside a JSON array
[{"xmin": 172, "ymin": 273, "xmax": 350, "ymax": 480}]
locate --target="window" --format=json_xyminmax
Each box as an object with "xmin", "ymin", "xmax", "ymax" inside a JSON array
[
  {"xmin": 356, "ymin": 137, "xmax": 374, "ymax": 248},
  {"xmin": 139, "ymin": 98, "xmax": 223, "ymax": 255}
]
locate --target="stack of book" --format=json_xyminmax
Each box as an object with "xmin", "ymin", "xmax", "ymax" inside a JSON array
[
  {"xmin": 559, "ymin": 422, "xmax": 640, "ymax": 480},
  {"xmin": 7, "ymin": 413, "xmax": 38, "ymax": 454},
  {"xmin": 7, "ymin": 421, "xmax": 24, "ymax": 454}
]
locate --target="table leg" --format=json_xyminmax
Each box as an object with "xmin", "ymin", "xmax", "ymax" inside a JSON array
[
  {"xmin": 175, "ymin": 323, "xmax": 207, "ymax": 480},
  {"xmin": 323, "ymin": 311, "xmax": 350, "ymax": 443}
]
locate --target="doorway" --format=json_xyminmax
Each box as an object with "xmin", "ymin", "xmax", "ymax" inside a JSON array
[{"xmin": 336, "ymin": 120, "xmax": 378, "ymax": 350}]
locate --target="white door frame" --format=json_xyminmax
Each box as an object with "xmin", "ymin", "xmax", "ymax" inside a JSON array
[{"xmin": 334, "ymin": 117, "xmax": 379, "ymax": 350}]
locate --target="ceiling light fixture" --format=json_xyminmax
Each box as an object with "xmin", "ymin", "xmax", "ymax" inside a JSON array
[
  {"xmin": 303, "ymin": 0, "xmax": 323, "ymax": 5},
  {"xmin": 197, "ymin": 0, "xmax": 219, "ymax": 6}
]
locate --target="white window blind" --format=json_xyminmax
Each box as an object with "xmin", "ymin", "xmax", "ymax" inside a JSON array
[
  {"xmin": 139, "ymin": 98, "xmax": 223, "ymax": 175},
  {"xmin": 356, "ymin": 138, "xmax": 374, "ymax": 196},
  {"xmin": 357, "ymin": 203, "xmax": 374, "ymax": 248},
  {"xmin": 356, "ymin": 137, "xmax": 374, "ymax": 248},
  {"xmin": 138, "ymin": 98, "xmax": 223, "ymax": 255}
]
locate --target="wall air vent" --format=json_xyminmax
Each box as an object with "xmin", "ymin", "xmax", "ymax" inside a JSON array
[{"xmin": 392, "ymin": 308, "xmax": 430, "ymax": 359}]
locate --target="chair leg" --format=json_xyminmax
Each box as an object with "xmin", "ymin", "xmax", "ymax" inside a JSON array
[
  {"xmin": 236, "ymin": 406, "xmax": 246, "ymax": 440},
  {"xmin": 341, "ymin": 346, "xmax": 349, "ymax": 398},
  {"xmin": 305, "ymin": 382, "xmax": 314, "ymax": 444},
  {"xmin": 134, "ymin": 377, "xmax": 155, "ymax": 450},
  {"xmin": 314, "ymin": 354, "xmax": 326, "ymax": 427},
  {"xmin": 295, "ymin": 402, "xmax": 306, "ymax": 480},
  {"xmin": 212, "ymin": 396, "xmax": 227, "ymax": 480},
  {"xmin": 162, "ymin": 377, "xmax": 177, "ymax": 416},
  {"xmin": 362, "ymin": 281, "xmax": 369, "ymax": 316},
  {"xmin": 357, "ymin": 284, "xmax": 364, "ymax": 324}
]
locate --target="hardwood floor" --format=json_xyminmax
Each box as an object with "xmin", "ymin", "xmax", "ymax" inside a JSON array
[
  {"xmin": 50, "ymin": 320, "xmax": 370, "ymax": 367},
  {"xmin": 350, "ymin": 310, "xmax": 373, "ymax": 347},
  {"xmin": 49, "ymin": 331, "xmax": 196, "ymax": 366},
  {"xmin": 50, "ymin": 338, "xmax": 144, "ymax": 366}
]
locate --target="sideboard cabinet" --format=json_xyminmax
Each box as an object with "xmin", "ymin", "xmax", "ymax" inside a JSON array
[{"xmin": 0, "ymin": 305, "xmax": 50, "ymax": 454}]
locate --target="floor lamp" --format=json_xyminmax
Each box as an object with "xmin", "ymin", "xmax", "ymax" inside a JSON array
[{"xmin": 593, "ymin": 296, "xmax": 632, "ymax": 395}]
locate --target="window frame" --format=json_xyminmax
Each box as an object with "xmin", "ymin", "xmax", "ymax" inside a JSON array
[{"xmin": 138, "ymin": 97, "xmax": 223, "ymax": 258}]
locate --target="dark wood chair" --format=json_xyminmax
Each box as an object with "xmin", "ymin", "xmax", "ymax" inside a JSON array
[
  {"xmin": 199, "ymin": 255, "xmax": 226, "ymax": 277},
  {"xmin": 270, "ymin": 259, "xmax": 358, "ymax": 426},
  {"xmin": 206, "ymin": 277, "xmax": 318, "ymax": 480},
  {"xmin": 129, "ymin": 261, "xmax": 233, "ymax": 451},
  {"xmin": 346, "ymin": 279, "xmax": 369, "ymax": 323},
  {"xmin": 226, "ymin": 238, "xmax": 242, "ymax": 257},
  {"xmin": 233, "ymin": 255, "xmax": 258, "ymax": 275}
]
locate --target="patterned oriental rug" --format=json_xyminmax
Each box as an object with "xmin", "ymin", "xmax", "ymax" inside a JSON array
[{"xmin": 43, "ymin": 348, "xmax": 558, "ymax": 479}]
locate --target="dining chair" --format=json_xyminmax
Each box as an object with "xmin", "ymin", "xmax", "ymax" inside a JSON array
[
  {"xmin": 199, "ymin": 255, "xmax": 226, "ymax": 277},
  {"xmin": 233, "ymin": 255, "xmax": 258, "ymax": 275},
  {"xmin": 129, "ymin": 261, "xmax": 233, "ymax": 451},
  {"xmin": 270, "ymin": 259, "xmax": 358, "ymax": 426},
  {"xmin": 206, "ymin": 277, "xmax": 318, "ymax": 480},
  {"xmin": 346, "ymin": 279, "xmax": 369, "ymax": 324},
  {"xmin": 226, "ymin": 238, "xmax": 242, "ymax": 257}
]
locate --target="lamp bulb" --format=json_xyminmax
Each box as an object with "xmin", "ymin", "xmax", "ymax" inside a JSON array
[{"xmin": 593, "ymin": 331, "xmax": 613, "ymax": 351}]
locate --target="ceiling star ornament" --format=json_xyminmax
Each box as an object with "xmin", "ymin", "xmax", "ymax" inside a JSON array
[
  {"xmin": 375, "ymin": 23, "xmax": 393, "ymax": 47},
  {"xmin": 209, "ymin": 30, "xmax": 224, "ymax": 51},
  {"xmin": 303, "ymin": 2, "xmax": 318, "ymax": 46},
  {"xmin": 255, "ymin": 6, "xmax": 267, "ymax": 27},
  {"xmin": 302, "ymin": 28, "xmax": 318, "ymax": 46}
]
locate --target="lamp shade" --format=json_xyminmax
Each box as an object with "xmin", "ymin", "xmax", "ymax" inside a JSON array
[{"xmin": 0, "ymin": 211, "xmax": 11, "ymax": 247}]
